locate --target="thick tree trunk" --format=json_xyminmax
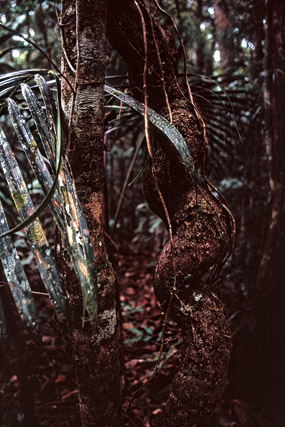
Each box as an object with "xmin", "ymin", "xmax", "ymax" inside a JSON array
[
  {"xmin": 61, "ymin": 1, "xmax": 120, "ymax": 426},
  {"xmin": 107, "ymin": 1, "xmax": 233, "ymax": 425}
]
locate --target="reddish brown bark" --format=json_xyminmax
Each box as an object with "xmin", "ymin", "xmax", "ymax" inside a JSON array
[
  {"xmin": 61, "ymin": 1, "xmax": 120, "ymax": 425},
  {"xmin": 107, "ymin": 1, "xmax": 233, "ymax": 425},
  {"xmin": 107, "ymin": 0, "xmax": 207, "ymax": 220}
]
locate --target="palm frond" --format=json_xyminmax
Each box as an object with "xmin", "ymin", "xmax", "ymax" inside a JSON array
[
  {"xmin": 0, "ymin": 294, "xmax": 8, "ymax": 349},
  {"xmin": 0, "ymin": 128, "xmax": 69, "ymax": 324},
  {"xmin": 0, "ymin": 71, "xmax": 98, "ymax": 337},
  {"xmin": 104, "ymin": 84, "xmax": 195, "ymax": 177},
  {"xmin": 0, "ymin": 198, "xmax": 39, "ymax": 339}
]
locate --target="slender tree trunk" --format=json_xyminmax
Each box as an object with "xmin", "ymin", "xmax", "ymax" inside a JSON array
[
  {"xmin": 61, "ymin": 1, "xmax": 120, "ymax": 425},
  {"xmin": 214, "ymin": 0, "xmax": 235, "ymax": 83},
  {"xmin": 254, "ymin": 0, "xmax": 285, "ymax": 406},
  {"xmin": 257, "ymin": 0, "xmax": 285, "ymax": 291},
  {"xmin": 250, "ymin": 0, "xmax": 264, "ymax": 80},
  {"xmin": 195, "ymin": 0, "xmax": 205, "ymax": 74}
]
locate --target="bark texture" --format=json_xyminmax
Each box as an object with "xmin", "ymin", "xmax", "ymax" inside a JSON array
[
  {"xmin": 61, "ymin": 1, "xmax": 120, "ymax": 425},
  {"xmin": 253, "ymin": 0, "xmax": 285, "ymax": 406},
  {"xmin": 107, "ymin": 1, "xmax": 233, "ymax": 425}
]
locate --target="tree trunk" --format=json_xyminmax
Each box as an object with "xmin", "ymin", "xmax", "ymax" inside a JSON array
[
  {"xmin": 107, "ymin": 1, "xmax": 233, "ymax": 425},
  {"xmin": 250, "ymin": 0, "xmax": 265, "ymax": 80},
  {"xmin": 195, "ymin": 0, "xmax": 205, "ymax": 75},
  {"xmin": 61, "ymin": 1, "xmax": 120, "ymax": 425},
  {"xmin": 214, "ymin": 0, "xmax": 235, "ymax": 82},
  {"xmin": 254, "ymin": 0, "xmax": 285, "ymax": 406},
  {"xmin": 257, "ymin": 0, "xmax": 285, "ymax": 292}
]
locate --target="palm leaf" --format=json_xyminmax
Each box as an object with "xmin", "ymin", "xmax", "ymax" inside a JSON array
[
  {"xmin": 21, "ymin": 83, "xmax": 55, "ymax": 166},
  {"xmin": 0, "ymin": 129, "xmax": 69, "ymax": 324},
  {"xmin": 0, "ymin": 198, "xmax": 39, "ymax": 339},
  {"xmin": 31, "ymin": 76, "xmax": 97, "ymax": 328},
  {"xmin": 0, "ymin": 72, "xmax": 98, "ymax": 335},
  {"xmin": 104, "ymin": 84, "xmax": 195, "ymax": 177},
  {"xmin": 0, "ymin": 71, "xmax": 62, "ymax": 238},
  {"xmin": 0, "ymin": 295, "xmax": 8, "ymax": 349},
  {"xmin": 0, "ymin": 69, "xmax": 50, "ymax": 109}
]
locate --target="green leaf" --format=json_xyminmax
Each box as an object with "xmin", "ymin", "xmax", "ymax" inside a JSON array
[
  {"xmin": 32, "ymin": 78, "xmax": 98, "ymax": 329},
  {"xmin": 0, "ymin": 73, "xmax": 62, "ymax": 238},
  {"xmin": 0, "ymin": 72, "xmax": 97, "ymax": 331},
  {"xmin": 7, "ymin": 97, "xmax": 66, "ymax": 233},
  {"xmin": 34, "ymin": 74, "xmax": 57, "ymax": 152},
  {"xmin": 0, "ymin": 129, "xmax": 69, "ymax": 325},
  {"xmin": 21, "ymin": 78, "xmax": 97, "ymax": 329},
  {"xmin": 0, "ymin": 198, "xmax": 40, "ymax": 340},
  {"xmin": 104, "ymin": 84, "xmax": 195, "ymax": 177},
  {"xmin": 21, "ymin": 83, "xmax": 55, "ymax": 167},
  {"xmin": 0, "ymin": 69, "xmax": 50, "ymax": 107}
]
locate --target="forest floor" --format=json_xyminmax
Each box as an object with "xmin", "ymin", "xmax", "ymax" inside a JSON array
[{"xmin": 0, "ymin": 247, "xmax": 283, "ymax": 427}]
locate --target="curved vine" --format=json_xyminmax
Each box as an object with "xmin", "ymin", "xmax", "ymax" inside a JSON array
[{"xmin": 107, "ymin": 1, "xmax": 234, "ymax": 424}]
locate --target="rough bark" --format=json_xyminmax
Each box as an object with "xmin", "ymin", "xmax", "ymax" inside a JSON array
[
  {"xmin": 61, "ymin": 1, "xmax": 120, "ymax": 425},
  {"xmin": 107, "ymin": 1, "xmax": 233, "ymax": 425},
  {"xmin": 107, "ymin": 0, "xmax": 207, "ymax": 221}
]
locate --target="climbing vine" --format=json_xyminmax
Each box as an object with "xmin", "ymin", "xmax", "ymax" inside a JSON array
[{"xmin": 107, "ymin": 1, "xmax": 234, "ymax": 424}]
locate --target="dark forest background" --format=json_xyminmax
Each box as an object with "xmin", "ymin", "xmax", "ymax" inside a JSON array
[{"xmin": 0, "ymin": 1, "xmax": 284, "ymax": 426}]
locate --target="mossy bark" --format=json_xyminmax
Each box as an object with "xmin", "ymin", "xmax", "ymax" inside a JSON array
[
  {"xmin": 107, "ymin": 1, "xmax": 233, "ymax": 425},
  {"xmin": 61, "ymin": 1, "xmax": 120, "ymax": 425}
]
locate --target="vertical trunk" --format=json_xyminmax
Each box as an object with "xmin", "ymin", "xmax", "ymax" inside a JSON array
[
  {"xmin": 255, "ymin": 0, "xmax": 285, "ymax": 404},
  {"xmin": 250, "ymin": 0, "xmax": 265, "ymax": 80},
  {"xmin": 214, "ymin": 0, "xmax": 235, "ymax": 82},
  {"xmin": 238, "ymin": 0, "xmax": 285, "ymax": 409},
  {"xmin": 257, "ymin": 0, "xmax": 285, "ymax": 293},
  {"xmin": 61, "ymin": 1, "xmax": 120, "ymax": 425},
  {"xmin": 107, "ymin": 1, "xmax": 233, "ymax": 425},
  {"xmin": 195, "ymin": 0, "xmax": 205, "ymax": 74}
]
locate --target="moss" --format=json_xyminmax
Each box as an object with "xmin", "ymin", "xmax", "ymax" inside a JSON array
[
  {"xmin": 29, "ymin": 139, "xmax": 38, "ymax": 150},
  {"xmin": 59, "ymin": 185, "xmax": 70, "ymax": 206},
  {"xmin": 11, "ymin": 190, "xmax": 28, "ymax": 212},
  {"xmin": 29, "ymin": 139, "xmax": 38, "ymax": 161},
  {"xmin": 29, "ymin": 221, "xmax": 46, "ymax": 246},
  {"xmin": 98, "ymin": 260, "xmax": 115, "ymax": 290}
]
